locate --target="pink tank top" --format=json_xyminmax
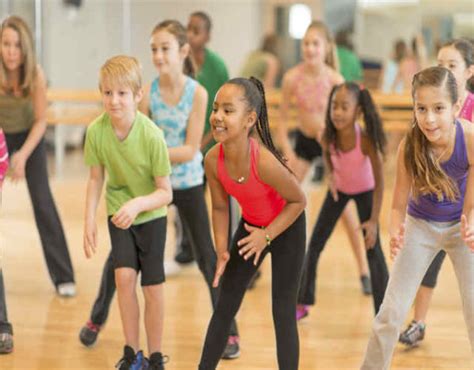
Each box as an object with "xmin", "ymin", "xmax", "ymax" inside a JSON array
[
  {"xmin": 0, "ymin": 129, "xmax": 8, "ymax": 182},
  {"xmin": 217, "ymin": 138, "xmax": 286, "ymax": 227},
  {"xmin": 330, "ymin": 124, "xmax": 375, "ymax": 194},
  {"xmin": 459, "ymin": 91, "xmax": 474, "ymax": 122},
  {"xmin": 293, "ymin": 64, "xmax": 333, "ymax": 114}
]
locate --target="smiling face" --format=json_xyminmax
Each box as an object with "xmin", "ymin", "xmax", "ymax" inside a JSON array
[
  {"xmin": 150, "ymin": 29, "xmax": 188, "ymax": 75},
  {"xmin": 437, "ymin": 45, "xmax": 473, "ymax": 96},
  {"xmin": 210, "ymin": 83, "xmax": 256, "ymax": 143},
  {"xmin": 329, "ymin": 86, "xmax": 359, "ymax": 132},
  {"xmin": 301, "ymin": 27, "xmax": 327, "ymax": 67},
  {"xmin": 1, "ymin": 27, "xmax": 23, "ymax": 72},
  {"xmin": 414, "ymin": 85, "xmax": 458, "ymax": 145}
]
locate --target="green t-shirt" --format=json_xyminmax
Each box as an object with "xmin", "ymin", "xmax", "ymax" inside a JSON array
[
  {"xmin": 196, "ymin": 48, "xmax": 229, "ymax": 153},
  {"xmin": 337, "ymin": 46, "xmax": 363, "ymax": 82},
  {"xmin": 84, "ymin": 111, "xmax": 171, "ymax": 225}
]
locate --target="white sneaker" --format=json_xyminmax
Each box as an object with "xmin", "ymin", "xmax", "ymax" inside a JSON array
[
  {"xmin": 164, "ymin": 260, "xmax": 182, "ymax": 277},
  {"xmin": 57, "ymin": 282, "xmax": 76, "ymax": 297}
]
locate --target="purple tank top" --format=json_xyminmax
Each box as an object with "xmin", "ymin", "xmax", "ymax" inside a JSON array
[{"xmin": 408, "ymin": 120, "xmax": 468, "ymax": 222}]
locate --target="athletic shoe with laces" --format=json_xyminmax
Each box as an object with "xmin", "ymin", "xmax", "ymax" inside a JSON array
[
  {"xmin": 399, "ymin": 320, "xmax": 426, "ymax": 347},
  {"xmin": 79, "ymin": 320, "xmax": 101, "ymax": 347},
  {"xmin": 360, "ymin": 275, "xmax": 372, "ymax": 295},
  {"xmin": 296, "ymin": 304, "xmax": 309, "ymax": 321},
  {"xmin": 56, "ymin": 282, "xmax": 76, "ymax": 297},
  {"xmin": 0, "ymin": 333, "xmax": 13, "ymax": 354},
  {"xmin": 221, "ymin": 335, "xmax": 240, "ymax": 360},
  {"xmin": 115, "ymin": 345, "xmax": 144, "ymax": 370},
  {"xmin": 143, "ymin": 352, "xmax": 169, "ymax": 370}
]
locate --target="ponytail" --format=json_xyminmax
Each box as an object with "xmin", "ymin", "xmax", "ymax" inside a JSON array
[
  {"xmin": 226, "ymin": 77, "xmax": 292, "ymax": 173},
  {"xmin": 324, "ymin": 82, "xmax": 386, "ymax": 161}
]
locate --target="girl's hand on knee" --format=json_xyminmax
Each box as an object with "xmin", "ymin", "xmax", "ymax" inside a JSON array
[
  {"xmin": 361, "ymin": 219, "xmax": 377, "ymax": 249},
  {"xmin": 389, "ymin": 223, "xmax": 405, "ymax": 259},
  {"xmin": 10, "ymin": 151, "xmax": 27, "ymax": 182},
  {"xmin": 213, "ymin": 252, "xmax": 230, "ymax": 287},
  {"xmin": 461, "ymin": 215, "xmax": 474, "ymax": 252},
  {"xmin": 237, "ymin": 223, "xmax": 268, "ymax": 266}
]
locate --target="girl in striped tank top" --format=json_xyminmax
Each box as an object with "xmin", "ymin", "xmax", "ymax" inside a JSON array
[
  {"xmin": 400, "ymin": 38, "xmax": 474, "ymax": 347},
  {"xmin": 297, "ymin": 82, "xmax": 389, "ymax": 320},
  {"xmin": 361, "ymin": 67, "xmax": 474, "ymax": 370}
]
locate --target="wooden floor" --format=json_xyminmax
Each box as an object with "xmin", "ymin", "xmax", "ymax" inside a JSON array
[{"xmin": 0, "ymin": 148, "xmax": 472, "ymax": 370}]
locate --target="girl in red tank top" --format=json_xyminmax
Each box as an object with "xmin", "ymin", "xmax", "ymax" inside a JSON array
[{"xmin": 199, "ymin": 77, "xmax": 306, "ymax": 370}]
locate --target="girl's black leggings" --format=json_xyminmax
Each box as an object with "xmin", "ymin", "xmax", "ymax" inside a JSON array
[
  {"xmin": 198, "ymin": 213, "xmax": 306, "ymax": 370},
  {"xmin": 298, "ymin": 190, "xmax": 389, "ymax": 314}
]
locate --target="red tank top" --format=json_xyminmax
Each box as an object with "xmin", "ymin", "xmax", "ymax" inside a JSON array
[{"xmin": 217, "ymin": 138, "xmax": 286, "ymax": 227}]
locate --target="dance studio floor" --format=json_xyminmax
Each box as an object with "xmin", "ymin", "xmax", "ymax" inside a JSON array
[{"xmin": 0, "ymin": 148, "xmax": 471, "ymax": 369}]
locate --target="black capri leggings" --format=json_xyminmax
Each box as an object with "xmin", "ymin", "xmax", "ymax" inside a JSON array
[
  {"xmin": 298, "ymin": 190, "xmax": 389, "ymax": 315},
  {"xmin": 198, "ymin": 212, "xmax": 306, "ymax": 370},
  {"xmin": 421, "ymin": 250, "xmax": 446, "ymax": 288}
]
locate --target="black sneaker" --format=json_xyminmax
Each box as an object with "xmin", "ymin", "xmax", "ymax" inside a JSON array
[
  {"xmin": 399, "ymin": 320, "xmax": 426, "ymax": 347},
  {"xmin": 144, "ymin": 352, "xmax": 169, "ymax": 370},
  {"xmin": 0, "ymin": 333, "xmax": 13, "ymax": 354},
  {"xmin": 221, "ymin": 335, "xmax": 240, "ymax": 360},
  {"xmin": 174, "ymin": 248, "xmax": 194, "ymax": 264},
  {"xmin": 115, "ymin": 345, "xmax": 144, "ymax": 370},
  {"xmin": 360, "ymin": 275, "xmax": 372, "ymax": 296},
  {"xmin": 79, "ymin": 320, "xmax": 101, "ymax": 347}
]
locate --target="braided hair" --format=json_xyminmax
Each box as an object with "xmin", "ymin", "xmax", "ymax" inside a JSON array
[{"xmin": 226, "ymin": 76, "xmax": 291, "ymax": 172}]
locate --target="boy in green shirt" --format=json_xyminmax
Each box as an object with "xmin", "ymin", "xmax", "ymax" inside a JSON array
[{"xmin": 83, "ymin": 55, "xmax": 172, "ymax": 369}]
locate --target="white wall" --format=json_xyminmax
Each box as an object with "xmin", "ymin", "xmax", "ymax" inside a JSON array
[{"xmin": 42, "ymin": 0, "xmax": 263, "ymax": 89}]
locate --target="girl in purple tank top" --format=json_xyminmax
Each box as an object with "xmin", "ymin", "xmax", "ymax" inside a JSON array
[
  {"xmin": 361, "ymin": 67, "xmax": 474, "ymax": 370},
  {"xmin": 297, "ymin": 82, "xmax": 389, "ymax": 319},
  {"xmin": 400, "ymin": 38, "xmax": 474, "ymax": 347}
]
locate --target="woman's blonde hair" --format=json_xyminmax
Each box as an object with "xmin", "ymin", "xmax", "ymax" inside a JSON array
[
  {"xmin": 405, "ymin": 66, "xmax": 459, "ymax": 202},
  {"xmin": 99, "ymin": 55, "xmax": 142, "ymax": 95},
  {"xmin": 0, "ymin": 15, "xmax": 37, "ymax": 97},
  {"xmin": 305, "ymin": 20, "xmax": 339, "ymax": 72}
]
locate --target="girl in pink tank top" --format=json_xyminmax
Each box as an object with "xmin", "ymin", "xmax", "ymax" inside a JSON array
[
  {"xmin": 297, "ymin": 82, "xmax": 389, "ymax": 320},
  {"xmin": 199, "ymin": 77, "xmax": 306, "ymax": 370}
]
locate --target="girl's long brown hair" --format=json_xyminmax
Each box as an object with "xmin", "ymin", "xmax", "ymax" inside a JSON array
[
  {"xmin": 405, "ymin": 66, "xmax": 459, "ymax": 201},
  {"xmin": 0, "ymin": 16, "xmax": 37, "ymax": 97}
]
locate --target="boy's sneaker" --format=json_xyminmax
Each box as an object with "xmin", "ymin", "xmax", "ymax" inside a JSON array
[
  {"xmin": 79, "ymin": 320, "xmax": 101, "ymax": 347},
  {"xmin": 115, "ymin": 345, "xmax": 144, "ymax": 370},
  {"xmin": 56, "ymin": 282, "xmax": 76, "ymax": 297},
  {"xmin": 399, "ymin": 320, "xmax": 426, "ymax": 347},
  {"xmin": 0, "ymin": 333, "xmax": 13, "ymax": 354},
  {"xmin": 143, "ymin": 352, "xmax": 169, "ymax": 370},
  {"xmin": 296, "ymin": 304, "xmax": 309, "ymax": 321},
  {"xmin": 360, "ymin": 275, "xmax": 372, "ymax": 295},
  {"xmin": 221, "ymin": 335, "xmax": 240, "ymax": 360}
]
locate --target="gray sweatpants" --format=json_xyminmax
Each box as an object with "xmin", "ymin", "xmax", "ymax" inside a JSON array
[{"xmin": 361, "ymin": 215, "xmax": 474, "ymax": 370}]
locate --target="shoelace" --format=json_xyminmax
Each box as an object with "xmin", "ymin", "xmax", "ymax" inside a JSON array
[
  {"xmin": 227, "ymin": 336, "xmax": 239, "ymax": 345},
  {"xmin": 86, "ymin": 321, "xmax": 101, "ymax": 333},
  {"xmin": 148, "ymin": 354, "xmax": 170, "ymax": 368},
  {"xmin": 405, "ymin": 322, "xmax": 423, "ymax": 339}
]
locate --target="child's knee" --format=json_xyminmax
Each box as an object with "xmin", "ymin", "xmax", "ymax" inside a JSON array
[{"xmin": 115, "ymin": 267, "xmax": 137, "ymax": 289}]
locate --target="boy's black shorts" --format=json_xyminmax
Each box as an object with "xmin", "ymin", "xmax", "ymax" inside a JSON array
[{"xmin": 108, "ymin": 216, "xmax": 167, "ymax": 286}]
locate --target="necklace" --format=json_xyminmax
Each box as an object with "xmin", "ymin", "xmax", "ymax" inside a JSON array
[{"xmin": 237, "ymin": 176, "xmax": 245, "ymax": 184}]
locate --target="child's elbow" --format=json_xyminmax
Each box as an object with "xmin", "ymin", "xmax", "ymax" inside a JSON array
[{"xmin": 165, "ymin": 189, "xmax": 173, "ymax": 205}]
